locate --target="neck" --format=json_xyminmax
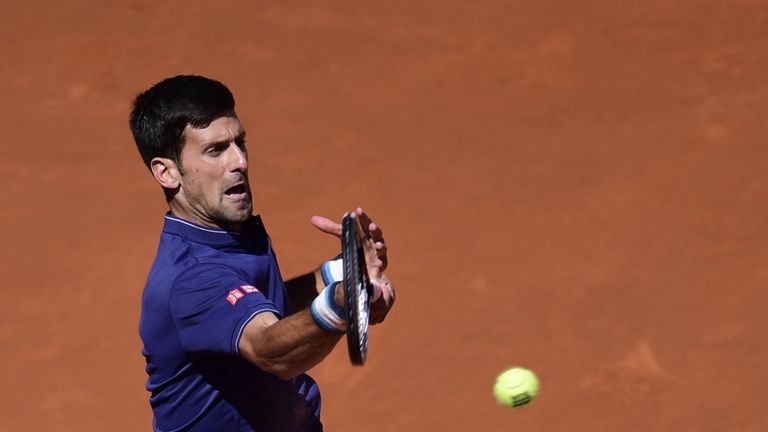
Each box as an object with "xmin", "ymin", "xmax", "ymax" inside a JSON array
[{"xmin": 167, "ymin": 201, "xmax": 244, "ymax": 233}]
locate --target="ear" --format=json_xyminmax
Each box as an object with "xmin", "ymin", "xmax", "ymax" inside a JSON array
[{"xmin": 150, "ymin": 157, "xmax": 181, "ymax": 189}]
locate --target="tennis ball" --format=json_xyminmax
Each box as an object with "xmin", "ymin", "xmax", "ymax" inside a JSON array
[{"xmin": 493, "ymin": 367, "xmax": 539, "ymax": 408}]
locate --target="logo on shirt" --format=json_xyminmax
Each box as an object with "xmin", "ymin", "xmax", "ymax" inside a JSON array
[
  {"xmin": 240, "ymin": 284, "xmax": 259, "ymax": 294},
  {"xmin": 226, "ymin": 289, "xmax": 245, "ymax": 305}
]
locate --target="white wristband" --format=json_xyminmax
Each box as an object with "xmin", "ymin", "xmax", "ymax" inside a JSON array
[
  {"xmin": 310, "ymin": 282, "xmax": 346, "ymax": 333},
  {"xmin": 321, "ymin": 256, "xmax": 344, "ymax": 286}
]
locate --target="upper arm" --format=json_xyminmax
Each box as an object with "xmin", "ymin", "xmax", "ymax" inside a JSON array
[{"xmin": 169, "ymin": 263, "xmax": 280, "ymax": 354}]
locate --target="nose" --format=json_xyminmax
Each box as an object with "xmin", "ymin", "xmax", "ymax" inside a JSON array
[{"xmin": 229, "ymin": 143, "xmax": 248, "ymax": 173}]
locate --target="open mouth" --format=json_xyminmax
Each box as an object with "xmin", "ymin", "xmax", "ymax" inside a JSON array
[{"xmin": 224, "ymin": 183, "xmax": 249, "ymax": 201}]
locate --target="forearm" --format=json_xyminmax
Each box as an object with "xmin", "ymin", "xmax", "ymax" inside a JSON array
[
  {"xmin": 240, "ymin": 309, "xmax": 342, "ymax": 379},
  {"xmin": 239, "ymin": 281, "xmax": 345, "ymax": 379}
]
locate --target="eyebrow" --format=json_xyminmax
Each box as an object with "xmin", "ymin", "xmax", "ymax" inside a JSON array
[{"xmin": 203, "ymin": 130, "xmax": 247, "ymax": 148}]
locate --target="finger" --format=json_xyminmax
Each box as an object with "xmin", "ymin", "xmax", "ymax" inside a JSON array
[
  {"xmin": 366, "ymin": 258, "xmax": 383, "ymax": 279},
  {"xmin": 353, "ymin": 213, "xmax": 372, "ymax": 248},
  {"xmin": 355, "ymin": 208, "xmax": 385, "ymax": 245},
  {"xmin": 371, "ymin": 278, "xmax": 383, "ymax": 301},
  {"xmin": 371, "ymin": 312, "xmax": 385, "ymax": 325},
  {"xmin": 352, "ymin": 211, "xmax": 385, "ymax": 276},
  {"xmin": 369, "ymin": 310, "xmax": 383, "ymax": 325},
  {"xmin": 355, "ymin": 208, "xmax": 373, "ymax": 237},
  {"xmin": 375, "ymin": 242, "xmax": 388, "ymax": 270},
  {"xmin": 378, "ymin": 275, "xmax": 395, "ymax": 303},
  {"xmin": 310, "ymin": 215, "xmax": 342, "ymax": 237},
  {"xmin": 368, "ymin": 222, "xmax": 385, "ymax": 244},
  {"xmin": 368, "ymin": 276, "xmax": 395, "ymax": 325},
  {"xmin": 369, "ymin": 298, "xmax": 385, "ymax": 324}
]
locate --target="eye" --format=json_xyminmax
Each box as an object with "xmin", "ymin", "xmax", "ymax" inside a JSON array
[
  {"xmin": 235, "ymin": 137, "xmax": 247, "ymax": 151},
  {"xmin": 206, "ymin": 144, "xmax": 227, "ymax": 155}
]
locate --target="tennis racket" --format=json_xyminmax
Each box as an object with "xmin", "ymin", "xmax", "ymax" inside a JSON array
[{"xmin": 341, "ymin": 212, "xmax": 371, "ymax": 366}]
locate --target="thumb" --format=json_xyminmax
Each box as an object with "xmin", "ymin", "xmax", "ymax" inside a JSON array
[{"xmin": 310, "ymin": 215, "xmax": 342, "ymax": 237}]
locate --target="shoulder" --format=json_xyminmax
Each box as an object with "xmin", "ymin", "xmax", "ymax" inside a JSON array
[
  {"xmin": 144, "ymin": 233, "xmax": 198, "ymax": 296},
  {"xmin": 155, "ymin": 229, "xmax": 197, "ymax": 267},
  {"xmin": 172, "ymin": 262, "xmax": 244, "ymax": 291}
]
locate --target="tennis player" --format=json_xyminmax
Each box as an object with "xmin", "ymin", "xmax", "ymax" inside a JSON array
[{"xmin": 129, "ymin": 75, "xmax": 395, "ymax": 432}]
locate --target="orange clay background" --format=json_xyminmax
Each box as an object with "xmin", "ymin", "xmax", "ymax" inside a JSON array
[{"xmin": 2, "ymin": 1, "xmax": 767, "ymax": 431}]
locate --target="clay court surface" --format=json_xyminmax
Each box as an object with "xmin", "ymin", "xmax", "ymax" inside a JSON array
[{"xmin": 2, "ymin": 1, "xmax": 767, "ymax": 430}]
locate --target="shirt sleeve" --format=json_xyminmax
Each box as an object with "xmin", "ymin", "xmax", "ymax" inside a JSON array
[{"xmin": 169, "ymin": 263, "xmax": 281, "ymax": 354}]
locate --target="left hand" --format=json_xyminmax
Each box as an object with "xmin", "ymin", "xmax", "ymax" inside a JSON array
[
  {"xmin": 311, "ymin": 208, "xmax": 394, "ymax": 324},
  {"xmin": 311, "ymin": 207, "xmax": 388, "ymax": 277}
]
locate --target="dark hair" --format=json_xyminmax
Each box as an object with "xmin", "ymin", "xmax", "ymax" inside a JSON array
[{"xmin": 129, "ymin": 75, "xmax": 235, "ymax": 169}]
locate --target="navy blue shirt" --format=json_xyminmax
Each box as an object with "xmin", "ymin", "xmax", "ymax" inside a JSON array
[{"xmin": 140, "ymin": 214, "xmax": 322, "ymax": 432}]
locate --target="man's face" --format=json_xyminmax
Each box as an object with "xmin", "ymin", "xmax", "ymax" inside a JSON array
[{"xmin": 175, "ymin": 114, "xmax": 253, "ymax": 230}]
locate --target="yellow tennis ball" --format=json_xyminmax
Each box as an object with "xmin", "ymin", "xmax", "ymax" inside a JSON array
[{"xmin": 493, "ymin": 367, "xmax": 540, "ymax": 408}]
